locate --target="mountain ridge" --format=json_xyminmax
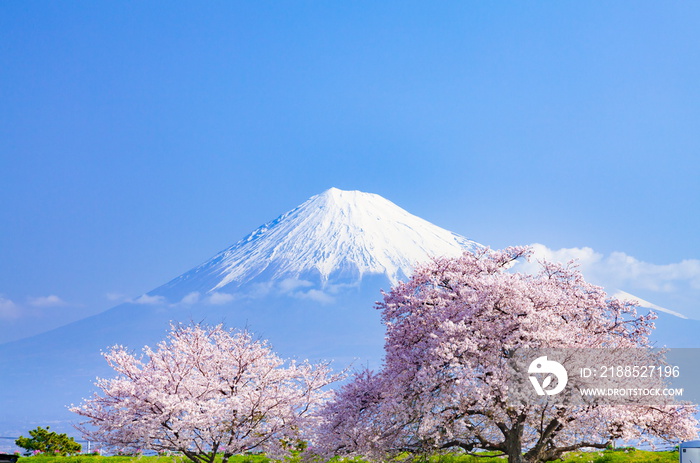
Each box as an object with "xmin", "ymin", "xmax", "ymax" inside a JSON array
[{"xmin": 156, "ymin": 188, "xmax": 482, "ymax": 299}]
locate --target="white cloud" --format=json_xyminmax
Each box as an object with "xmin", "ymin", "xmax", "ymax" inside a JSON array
[
  {"xmin": 325, "ymin": 281, "xmax": 361, "ymax": 295},
  {"xmin": 526, "ymin": 244, "xmax": 602, "ymax": 268},
  {"xmin": 603, "ymin": 252, "xmax": 700, "ymax": 292},
  {"xmin": 524, "ymin": 244, "xmax": 700, "ymax": 293},
  {"xmin": 517, "ymin": 243, "xmax": 700, "ymax": 319},
  {"xmin": 291, "ymin": 288, "xmax": 335, "ymax": 304},
  {"xmin": 27, "ymin": 294, "xmax": 67, "ymax": 308},
  {"xmin": 134, "ymin": 294, "xmax": 167, "ymax": 305},
  {"xmin": 0, "ymin": 295, "xmax": 20, "ymax": 319},
  {"xmin": 207, "ymin": 292, "xmax": 237, "ymax": 305},
  {"xmin": 279, "ymin": 278, "xmax": 314, "ymax": 292},
  {"xmin": 180, "ymin": 292, "xmax": 201, "ymax": 305}
]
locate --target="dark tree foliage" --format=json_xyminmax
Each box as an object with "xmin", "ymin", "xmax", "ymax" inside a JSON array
[{"xmin": 15, "ymin": 426, "xmax": 81, "ymax": 456}]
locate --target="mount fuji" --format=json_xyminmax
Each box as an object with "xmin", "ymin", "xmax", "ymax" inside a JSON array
[
  {"xmin": 158, "ymin": 187, "xmax": 481, "ymax": 300},
  {"xmin": 0, "ymin": 188, "xmax": 482, "ymax": 440},
  {"xmin": 0, "ymin": 188, "xmax": 695, "ymax": 446}
]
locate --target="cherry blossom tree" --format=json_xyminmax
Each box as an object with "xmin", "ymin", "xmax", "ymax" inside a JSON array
[
  {"xmin": 71, "ymin": 323, "xmax": 341, "ymax": 463},
  {"xmin": 314, "ymin": 247, "xmax": 697, "ymax": 463}
]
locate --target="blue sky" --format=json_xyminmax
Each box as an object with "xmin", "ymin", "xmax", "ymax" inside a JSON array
[{"xmin": 1, "ymin": 2, "xmax": 699, "ymax": 342}]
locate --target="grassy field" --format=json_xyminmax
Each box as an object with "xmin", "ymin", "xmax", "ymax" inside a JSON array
[
  {"xmin": 12, "ymin": 449, "xmax": 680, "ymax": 463},
  {"xmin": 422, "ymin": 448, "xmax": 679, "ymax": 463}
]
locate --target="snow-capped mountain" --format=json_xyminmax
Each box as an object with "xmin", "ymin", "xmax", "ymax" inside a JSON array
[
  {"xmin": 158, "ymin": 187, "xmax": 481, "ymax": 298},
  {"xmin": 0, "ymin": 188, "xmax": 483, "ymax": 442}
]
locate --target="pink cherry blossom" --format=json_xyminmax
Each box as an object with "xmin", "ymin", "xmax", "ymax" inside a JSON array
[
  {"xmin": 313, "ymin": 247, "xmax": 697, "ymax": 463},
  {"xmin": 71, "ymin": 323, "xmax": 342, "ymax": 463}
]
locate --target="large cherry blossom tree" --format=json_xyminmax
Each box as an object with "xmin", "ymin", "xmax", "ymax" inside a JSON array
[
  {"xmin": 71, "ymin": 323, "xmax": 341, "ymax": 463},
  {"xmin": 314, "ymin": 247, "xmax": 697, "ymax": 463}
]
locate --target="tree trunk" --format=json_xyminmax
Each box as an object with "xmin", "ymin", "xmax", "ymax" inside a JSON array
[
  {"xmin": 506, "ymin": 443, "xmax": 523, "ymax": 463},
  {"xmin": 504, "ymin": 426, "xmax": 525, "ymax": 463}
]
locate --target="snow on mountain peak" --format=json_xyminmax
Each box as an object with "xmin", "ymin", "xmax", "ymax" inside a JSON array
[{"xmin": 161, "ymin": 188, "xmax": 481, "ymax": 295}]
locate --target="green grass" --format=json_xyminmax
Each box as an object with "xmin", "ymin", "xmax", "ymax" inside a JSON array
[
  {"xmin": 410, "ymin": 449, "xmax": 679, "ymax": 463},
  {"xmin": 14, "ymin": 450, "xmax": 680, "ymax": 463},
  {"xmin": 16, "ymin": 456, "xmax": 174, "ymax": 463},
  {"xmin": 419, "ymin": 449, "xmax": 679, "ymax": 463},
  {"xmin": 559, "ymin": 449, "xmax": 678, "ymax": 463}
]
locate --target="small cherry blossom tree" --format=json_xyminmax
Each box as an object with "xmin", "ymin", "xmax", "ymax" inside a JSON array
[
  {"xmin": 314, "ymin": 247, "xmax": 698, "ymax": 463},
  {"xmin": 71, "ymin": 323, "xmax": 341, "ymax": 463}
]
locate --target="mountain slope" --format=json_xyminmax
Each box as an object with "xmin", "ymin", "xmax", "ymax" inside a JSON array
[{"xmin": 158, "ymin": 187, "xmax": 481, "ymax": 299}]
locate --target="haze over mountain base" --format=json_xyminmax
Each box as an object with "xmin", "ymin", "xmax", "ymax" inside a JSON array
[{"xmin": 0, "ymin": 274, "xmax": 390, "ymax": 440}]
